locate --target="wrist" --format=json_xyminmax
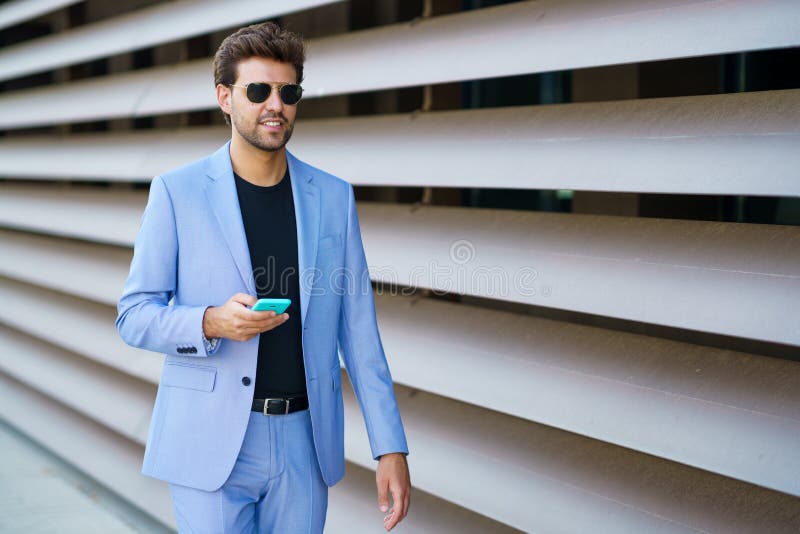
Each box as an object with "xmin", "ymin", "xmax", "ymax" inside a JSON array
[{"xmin": 202, "ymin": 306, "xmax": 219, "ymax": 339}]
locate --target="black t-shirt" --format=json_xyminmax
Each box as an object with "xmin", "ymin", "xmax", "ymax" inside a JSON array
[{"xmin": 234, "ymin": 166, "xmax": 307, "ymax": 399}]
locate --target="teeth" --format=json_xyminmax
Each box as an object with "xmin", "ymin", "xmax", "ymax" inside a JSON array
[{"xmin": 264, "ymin": 121, "xmax": 280, "ymax": 126}]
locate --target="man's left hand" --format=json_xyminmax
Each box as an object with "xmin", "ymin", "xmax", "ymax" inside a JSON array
[{"xmin": 376, "ymin": 452, "xmax": 411, "ymax": 531}]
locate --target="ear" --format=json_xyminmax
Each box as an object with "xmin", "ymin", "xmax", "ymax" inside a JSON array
[{"xmin": 216, "ymin": 83, "xmax": 232, "ymax": 116}]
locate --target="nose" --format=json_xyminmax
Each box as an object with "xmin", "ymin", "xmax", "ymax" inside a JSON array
[{"xmin": 265, "ymin": 85, "xmax": 284, "ymax": 113}]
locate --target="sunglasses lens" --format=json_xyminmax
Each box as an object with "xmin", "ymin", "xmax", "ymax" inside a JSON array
[
  {"xmin": 280, "ymin": 84, "xmax": 303, "ymax": 105},
  {"xmin": 246, "ymin": 83, "xmax": 271, "ymax": 103}
]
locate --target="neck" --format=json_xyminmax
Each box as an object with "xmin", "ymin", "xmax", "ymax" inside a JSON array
[{"xmin": 229, "ymin": 132, "xmax": 287, "ymax": 187}]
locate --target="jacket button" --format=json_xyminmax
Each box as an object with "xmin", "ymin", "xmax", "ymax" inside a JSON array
[{"xmin": 242, "ymin": 377, "xmax": 251, "ymax": 386}]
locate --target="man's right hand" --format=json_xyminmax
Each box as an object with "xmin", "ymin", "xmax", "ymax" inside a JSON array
[{"xmin": 202, "ymin": 293, "xmax": 289, "ymax": 342}]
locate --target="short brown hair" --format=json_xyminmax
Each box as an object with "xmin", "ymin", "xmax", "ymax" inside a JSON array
[{"xmin": 213, "ymin": 22, "xmax": 306, "ymax": 125}]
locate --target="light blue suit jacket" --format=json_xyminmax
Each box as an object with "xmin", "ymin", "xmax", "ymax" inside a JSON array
[{"xmin": 116, "ymin": 140, "xmax": 409, "ymax": 490}]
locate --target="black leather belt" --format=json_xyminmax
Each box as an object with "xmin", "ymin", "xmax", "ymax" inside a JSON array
[{"xmin": 252, "ymin": 395, "xmax": 309, "ymax": 415}]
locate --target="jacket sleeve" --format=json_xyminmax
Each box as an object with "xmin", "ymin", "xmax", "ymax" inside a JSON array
[
  {"xmin": 337, "ymin": 183, "xmax": 409, "ymax": 460},
  {"xmin": 115, "ymin": 175, "xmax": 222, "ymax": 357}
]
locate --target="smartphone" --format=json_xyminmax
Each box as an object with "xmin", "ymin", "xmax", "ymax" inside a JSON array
[{"xmin": 251, "ymin": 298, "xmax": 291, "ymax": 314}]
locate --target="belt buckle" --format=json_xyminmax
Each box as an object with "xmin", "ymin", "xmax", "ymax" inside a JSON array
[{"xmin": 263, "ymin": 398, "xmax": 290, "ymax": 416}]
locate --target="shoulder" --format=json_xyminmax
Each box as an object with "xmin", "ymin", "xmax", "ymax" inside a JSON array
[
  {"xmin": 288, "ymin": 150, "xmax": 352, "ymax": 196},
  {"xmin": 156, "ymin": 155, "xmax": 210, "ymax": 192}
]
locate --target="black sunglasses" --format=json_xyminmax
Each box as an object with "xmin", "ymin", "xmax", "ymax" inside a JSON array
[{"xmin": 228, "ymin": 82, "xmax": 303, "ymax": 105}]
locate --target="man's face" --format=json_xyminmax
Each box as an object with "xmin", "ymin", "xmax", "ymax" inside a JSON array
[{"xmin": 226, "ymin": 57, "xmax": 298, "ymax": 152}]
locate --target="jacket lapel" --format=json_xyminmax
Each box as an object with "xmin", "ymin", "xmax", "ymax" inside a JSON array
[
  {"xmin": 287, "ymin": 148, "xmax": 320, "ymax": 328},
  {"xmin": 203, "ymin": 141, "xmax": 320, "ymax": 328},
  {"xmin": 204, "ymin": 140, "xmax": 256, "ymax": 295}
]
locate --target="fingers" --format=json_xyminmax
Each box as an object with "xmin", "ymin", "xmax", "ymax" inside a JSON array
[
  {"xmin": 232, "ymin": 305, "xmax": 288, "ymax": 325},
  {"xmin": 377, "ymin": 478, "xmax": 390, "ymax": 514},
  {"xmin": 254, "ymin": 313, "xmax": 290, "ymax": 333},
  {"xmin": 383, "ymin": 486, "xmax": 405, "ymax": 531},
  {"xmin": 225, "ymin": 304, "xmax": 290, "ymax": 340},
  {"xmin": 377, "ymin": 475, "xmax": 411, "ymax": 531},
  {"xmin": 217, "ymin": 294, "xmax": 293, "ymax": 341},
  {"xmin": 376, "ymin": 455, "xmax": 412, "ymax": 531},
  {"xmin": 234, "ymin": 313, "xmax": 289, "ymax": 336},
  {"xmin": 230, "ymin": 292, "xmax": 257, "ymax": 307},
  {"xmin": 248, "ymin": 311, "xmax": 290, "ymax": 328}
]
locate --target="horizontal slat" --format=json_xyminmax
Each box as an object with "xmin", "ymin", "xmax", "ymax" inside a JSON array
[
  {"xmin": 375, "ymin": 292, "xmax": 800, "ymax": 496},
  {"xmin": 0, "ymin": 185, "xmax": 147, "ymax": 245},
  {"xmin": 360, "ymin": 203, "xmax": 800, "ymax": 346},
  {"xmin": 325, "ymin": 459, "xmax": 523, "ymax": 534},
  {"xmin": 0, "ymin": 324, "xmax": 154, "ymax": 444},
  {"xmin": 0, "ymin": 58, "xmax": 211, "ymax": 128},
  {"xmin": 305, "ymin": 0, "xmax": 800, "ymax": 96},
  {"xmin": 4, "ymin": 324, "xmax": 799, "ymax": 532},
  {"xmin": 0, "ymin": 277, "xmax": 162, "ymax": 383},
  {"xmin": 0, "ymin": 326, "xmax": 522, "ymax": 532},
  {"xmin": 0, "ymin": 128, "xmax": 225, "ymax": 182},
  {"xmin": 0, "ymin": 229, "xmax": 130, "ymax": 305},
  {"xmin": 2, "ymin": 184, "xmax": 798, "ymax": 345},
  {"xmin": 2, "ymin": 89, "xmax": 799, "ymax": 195},
  {"xmin": 0, "ymin": 0, "xmax": 82, "ymax": 31},
  {"xmin": 286, "ymin": 91, "xmax": 800, "ymax": 196},
  {"xmin": 0, "ymin": 0, "xmax": 342, "ymax": 82},
  {"xmin": 2, "ymin": 0, "xmax": 799, "ymax": 129},
  {"xmin": 350, "ymin": 385, "xmax": 800, "ymax": 532},
  {"xmin": 2, "ymin": 239, "xmax": 799, "ymax": 495}
]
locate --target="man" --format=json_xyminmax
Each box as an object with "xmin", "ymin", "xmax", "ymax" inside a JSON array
[{"xmin": 115, "ymin": 22, "xmax": 410, "ymax": 533}]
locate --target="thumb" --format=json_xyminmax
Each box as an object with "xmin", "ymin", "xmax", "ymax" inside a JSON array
[
  {"xmin": 231, "ymin": 293, "xmax": 257, "ymax": 307},
  {"xmin": 377, "ymin": 479, "xmax": 390, "ymax": 513}
]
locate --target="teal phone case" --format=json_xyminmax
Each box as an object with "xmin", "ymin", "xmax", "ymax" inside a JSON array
[{"xmin": 252, "ymin": 298, "xmax": 291, "ymax": 314}]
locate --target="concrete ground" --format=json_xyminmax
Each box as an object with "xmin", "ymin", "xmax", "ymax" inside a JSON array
[{"xmin": 0, "ymin": 419, "xmax": 171, "ymax": 534}]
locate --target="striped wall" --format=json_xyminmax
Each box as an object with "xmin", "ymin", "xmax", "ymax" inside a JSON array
[{"xmin": 1, "ymin": 1, "xmax": 799, "ymax": 532}]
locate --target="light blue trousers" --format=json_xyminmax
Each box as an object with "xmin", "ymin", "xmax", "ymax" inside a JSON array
[{"xmin": 168, "ymin": 408, "xmax": 328, "ymax": 533}]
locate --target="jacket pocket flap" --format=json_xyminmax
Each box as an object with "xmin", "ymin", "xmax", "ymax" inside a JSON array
[{"xmin": 162, "ymin": 362, "xmax": 217, "ymax": 392}]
